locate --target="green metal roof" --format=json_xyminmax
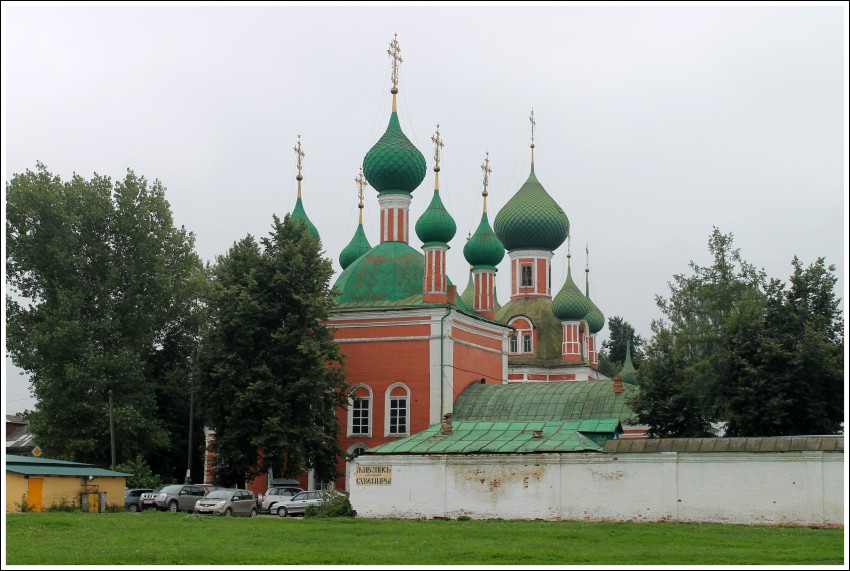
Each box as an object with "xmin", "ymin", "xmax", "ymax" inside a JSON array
[
  {"xmin": 493, "ymin": 166, "xmax": 569, "ymax": 252},
  {"xmin": 5, "ymin": 455, "xmax": 131, "ymax": 477},
  {"xmin": 463, "ymin": 211, "xmax": 505, "ymax": 270},
  {"xmin": 496, "ymin": 297, "xmax": 564, "ymax": 360},
  {"xmin": 552, "ymin": 265, "xmax": 589, "ymax": 321},
  {"xmin": 362, "ymin": 111, "xmax": 426, "ymax": 195},
  {"xmin": 603, "ymin": 436, "xmax": 844, "ymax": 454},
  {"xmin": 366, "ymin": 420, "xmax": 621, "ymax": 455},
  {"xmin": 339, "ymin": 223, "xmax": 372, "ymax": 270},
  {"xmin": 291, "ymin": 197, "xmax": 320, "ymax": 240},
  {"xmin": 333, "ymin": 241, "xmax": 425, "ymax": 305},
  {"xmin": 459, "ymin": 269, "xmax": 474, "ymax": 309},
  {"xmin": 415, "ymin": 188, "xmax": 456, "ymax": 245},
  {"xmin": 453, "ymin": 381, "xmax": 638, "ymax": 424}
]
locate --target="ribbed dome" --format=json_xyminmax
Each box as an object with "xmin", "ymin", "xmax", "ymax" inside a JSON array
[
  {"xmin": 415, "ymin": 189, "xmax": 456, "ymax": 245},
  {"xmin": 463, "ymin": 212, "xmax": 505, "ymax": 269},
  {"xmin": 584, "ymin": 291, "xmax": 605, "ymax": 334},
  {"xmin": 333, "ymin": 241, "xmax": 424, "ymax": 304},
  {"xmin": 291, "ymin": 197, "xmax": 319, "ymax": 240},
  {"xmin": 362, "ymin": 112, "xmax": 426, "ymax": 195},
  {"xmin": 493, "ymin": 167, "xmax": 569, "ymax": 251},
  {"xmin": 339, "ymin": 223, "xmax": 372, "ymax": 270},
  {"xmin": 552, "ymin": 266, "xmax": 589, "ymax": 321}
]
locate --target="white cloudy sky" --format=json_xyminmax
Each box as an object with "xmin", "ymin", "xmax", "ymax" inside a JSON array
[{"xmin": 3, "ymin": 3, "xmax": 847, "ymax": 414}]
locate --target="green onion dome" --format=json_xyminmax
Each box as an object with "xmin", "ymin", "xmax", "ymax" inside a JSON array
[
  {"xmin": 334, "ymin": 241, "xmax": 424, "ymax": 304},
  {"xmin": 415, "ymin": 189, "xmax": 456, "ymax": 246},
  {"xmin": 493, "ymin": 166, "xmax": 569, "ymax": 252},
  {"xmin": 460, "ymin": 269, "xmax": 474, "ymax": 308},
  {"xmin": 493, "ymin": 284, "xmax": 501, "ymax": 312},
  {"xmin": 552, "ymin": 266, "xmax": 590, "ymax": 321},
  {"xmin": 463, "ymin": 212, "xmax": 505, "ymax": 270},
  {"xmin": 362, "ymin": 112, "xmax": 427, "ymax": 195},
  {"xmin": 584, "ymin": 287, "xmax": 605, "ymax": 334},
  {"xmin": 618, "ymin": 341, "xmax": 638, "ymax": 385},
  {"xmin": 339, "ymin": 223, "xmax": 372, "ymax": 270},
  {"xmin": 291, "ymin": 196, "xmax": 320, "ymax": 240}
]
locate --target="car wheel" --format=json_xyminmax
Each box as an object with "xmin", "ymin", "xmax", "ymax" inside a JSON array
[
  {"xmin": 250, "ymin": 507, "xmax": 258, "ymax": 517},
  {"xmin": 224, "ymin": 508, "xmax": 233, "ymax": 517},
  {"xmin": 168, "ymin": 501, "xmax": 179, "ymax": 513},
  {"xmin": 127, "ymin": 504, "xmax": 138, "ymax": 513},
  {"xmin": 277, "ymin": 506, "xmax": 288, "ymax": 517}
]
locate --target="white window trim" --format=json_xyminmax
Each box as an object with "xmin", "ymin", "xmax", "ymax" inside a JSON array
[
  {"xmin": 347, "ymin": 383, "xmax": 373, "ymax": 438},
  {"xmin": 384, "ymin": 382, "xmax": 410, "ymax": 437},
  {"xmin": 508, "ymin": 317, "xmax": 534, "ymax": 355}
]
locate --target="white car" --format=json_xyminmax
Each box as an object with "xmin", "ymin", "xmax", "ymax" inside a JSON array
[
  {"xmin": 257, "ymin": 486, "xmax": 303, "ymax": 513},
  {"xmin": 273, "ymin": 490, "xmax": 332, "ymax": 517}
]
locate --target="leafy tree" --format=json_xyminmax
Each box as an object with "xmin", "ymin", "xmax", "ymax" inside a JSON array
[
  {"xmin": 6, "ymin": 163, "xmax": 205, "ymax": 474},
  {"xmin": 599, "ymin": 315, "xmax": 644, "ymax": 376},
  {"xmin": 198, "ymin": 214, "xmax": 348, "ymax": 488},
  {"xmin": 629, "ymin": 228, "xmax": 765, "ymax": 435},
  {"xmin": 630, "ymin": 227, "xmax": 843, "ymax": 437},
  {"xmin": 628, "ymin": 322, "xmax": 714, "ymax": 437},
  {"xmin": 116, "ymin": 454, "xmax": 164, "ymax": 489},
  {"xmin": 722, "ymin": 258, "xmax": 843, "ymax": 436}
]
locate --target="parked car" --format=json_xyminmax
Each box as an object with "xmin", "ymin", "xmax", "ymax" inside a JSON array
[
  {"xmin": 257, "ymin": 486, "xmax": 304, "ymax": 513},
  {"xmin": 194, "ymin": 489, "xmax": 258, "ymax": 517},
  {"xmin": 154, "ymin": 484, "xmax": 211, "ymax": 513},
  {"xmin": 124, "ymin": 488, "xmax": 153, "ymax": 512},
  {"xmin": 140, "ymin": 486, "xmax": 166, "ymax": 511},
  {"xmin": 274, "ymin": 490, "xmax": 340, "ymax": 517}
]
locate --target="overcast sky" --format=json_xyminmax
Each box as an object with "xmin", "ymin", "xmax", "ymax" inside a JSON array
[{"xmin": 3, "ymin": 3, "xmax": 848, "ymax": 415}]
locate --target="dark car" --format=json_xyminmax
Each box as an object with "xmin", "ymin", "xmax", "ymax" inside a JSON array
[{"xmin": 124, "ymin": 488, "xmax": 153, "ymax": 512}]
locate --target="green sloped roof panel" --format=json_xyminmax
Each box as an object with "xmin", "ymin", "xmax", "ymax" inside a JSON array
[{"xmin": 453, "ymin": 381, "xmax": 637, "ymax": 424}]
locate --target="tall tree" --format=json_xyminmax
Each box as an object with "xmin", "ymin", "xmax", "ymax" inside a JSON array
[
  {"xmin": 198, "ymin": 214, "xmax": 348, "ymax": 487},
  {"xmin": 6, "ymin": 163, "xmax": 205, "ymax": 472}
]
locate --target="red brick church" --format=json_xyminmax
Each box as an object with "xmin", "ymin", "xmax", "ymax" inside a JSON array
[{"xmin": 205, "ymin": 37, "xmax": 640, "ymax": 494}]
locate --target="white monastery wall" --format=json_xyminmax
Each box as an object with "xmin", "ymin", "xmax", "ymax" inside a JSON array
[{"xmin": 349, "ymin": 451, "xmax": 843, "ymax": 526}]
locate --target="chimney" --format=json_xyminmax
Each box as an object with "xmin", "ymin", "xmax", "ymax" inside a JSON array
[
  {"xmin": 446, "ymin": 285, "xmax": 457, "ymax": 305},
  {"xmin": 613, "ymin": 375, "xmax": 623, "ymax": 394},
  {"xmin": 532, "ymin": 430, "xmax": 543, "ymax": 439},
  {"xmin": 440, "ymin": 413, "xmax": 453, "ymax": 435}
]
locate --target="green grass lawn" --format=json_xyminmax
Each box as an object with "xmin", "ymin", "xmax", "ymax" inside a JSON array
[{"xmin": 4, "ymin": 511, "xmax": 844, "ymax": 565}]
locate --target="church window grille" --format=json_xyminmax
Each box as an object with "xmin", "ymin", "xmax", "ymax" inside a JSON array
[
  {"xmin": 509, "ymin": 334, "xmax": 518, "ymax": 354},
  {"xmin": 352, "ymin": 398, "xmax": 369, "ymax": 435},
  {"xmin": 389, "ymin": 398, "xmax": 407, "ymax": 434},
  {"xmin": 523, "ymin": 332, "xmax": 533, "ymax": 353},
  {"xmin": 521, "ymin": 265, "xmax": 533, "ymax": 287}
]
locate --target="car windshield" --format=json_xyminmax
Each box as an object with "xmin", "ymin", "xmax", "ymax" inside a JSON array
[
  {"xmin": 149, "ymin": 485, "xmax": 167, "ymax": 494},
  {"xmin": 205, "ymin": 490, "xmax": 232, "ymax": 500},
  {"xmin": 159, "ymin": 485, "xmax": 182, "ymax": 493}
]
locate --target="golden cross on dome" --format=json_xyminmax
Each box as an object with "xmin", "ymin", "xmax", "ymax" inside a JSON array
[
  {"xmin": 387, "ymin": 33, "xmax": 403, "ymax": 88},
  {"xmin": 354, "ymin": 168, "xmax": 368, "ymax": 224},
  {"xmin": 481, "ymin": 152, "xmax": 492, "ymax": 197},
  {"xmin": 529, "ymin": 109, "xmax": 536, "ymax": 148},
  {"xmin": 431, "ymin": 124, "xmax": 444, "ymax": 170},
  {"xmin": 585, "ymin": 243, "xmax": 590, "ymax": 272},
  {"xmin": 293, "ymin": 134, "xmax": 305, "ymax": 177}
]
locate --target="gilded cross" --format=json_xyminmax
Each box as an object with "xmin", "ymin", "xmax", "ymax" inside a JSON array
[
  {"xmin": 529, "ymin": 109, "xmax": 536, "ymax": 147},
  {"xmin": 354, "ymin": 168, "xmax": 368, "ymax": 207},
  {"xmin": 481, "ymin": 152, "xmax": 492, "ymax": 197},
  {"xmin": 431, "ymin": 124, "xmax": 444, "ymax": 168},
  {"xmin": 387, "ymin": 34, "xmax": 403, "ymax": 87},
  {"xmin": 293, "ymin": 135, "xmax": 305, "ymax": 176}
]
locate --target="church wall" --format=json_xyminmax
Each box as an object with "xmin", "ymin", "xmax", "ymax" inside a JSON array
[{"xmin": 349, "ymin": 451, "xmax": 843, "ymax": 525}]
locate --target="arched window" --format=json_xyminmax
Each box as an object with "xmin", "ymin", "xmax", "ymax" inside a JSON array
[
  {"xmin": 348, "ymin": 443, "xmax": 368, "ymax": 458},
  {"xmin": 348, "ymin": 384, "xmax": 372, "ymax": 437},
  {"xmin": 508, "ymin": 317, "xmax": 534, "ymax": 355},
  {"xmin": 385, "ymin": 383, "xmax": 410, "ymax": 437}
]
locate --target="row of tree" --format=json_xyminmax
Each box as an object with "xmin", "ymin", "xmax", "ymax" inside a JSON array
[
  {"xmin": 5, "ymin": 166, "xmax": 844, "ymax": 486},
  {"xmin": 628, "ymin": 228, "xmax": 843, "ymax": 437},
  {"xmin": 6, "ymin": 164, "xmax": 346, "ymax": 486}
]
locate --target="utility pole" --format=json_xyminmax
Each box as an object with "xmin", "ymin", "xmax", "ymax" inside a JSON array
[
  {"xmin": 108, "ymin": 390, "xmax": 116, "ymax": 470},
  {"xmin": 185, "ymin": 381, "xmax": 194, "ymax": 484}
]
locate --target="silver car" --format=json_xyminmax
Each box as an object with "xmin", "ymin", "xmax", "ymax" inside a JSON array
[
  {"xmin": 258, "ymin": 486, "xmax": 304, "ymax": 513},
  {"xmin": 154, "ymin": 484, "xmax": 210, "ymax": 513},
  {"xmin": 194, "ymin": 489, "xmax": 258, "ymax": 517},
  {"xmin": 274, "ymin": 490, "xmax": 328, "ymax": 517}
]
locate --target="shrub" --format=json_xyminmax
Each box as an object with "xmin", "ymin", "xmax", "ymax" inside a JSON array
[
  {"xmin": 48, "ymin": 497, "xmax": 78, "ymax": 512},
  {"xmin": 115, "ymin": 454, "xmax": 163, "ymax": 489},
  {"xmin": 15, "ymin": 493, "xmax": 36, "ymax": 512},
  {"xmin": 305, "ymin": 492, "xmax": 356, "ymax": 518}
]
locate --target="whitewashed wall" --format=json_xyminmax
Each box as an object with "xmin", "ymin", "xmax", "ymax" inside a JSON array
[{"xmin": 349, "ymin": 451, "xmax": 843, "ymax": 525}]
